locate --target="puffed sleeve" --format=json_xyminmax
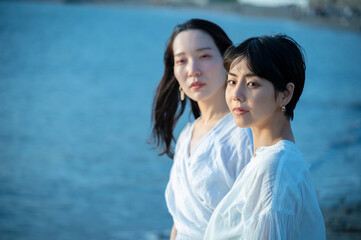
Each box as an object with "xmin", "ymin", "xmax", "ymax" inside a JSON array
[
  {"xmin": 203, "ymin": 206, "xmax": 297, "ymax": 240},
  {"xmin": 242, "ymin": 168, "xmax": 325, "ymax": 240},
  {"xmin": 241, "ymin": 209, "xmax": 296, "ymax": 240}
]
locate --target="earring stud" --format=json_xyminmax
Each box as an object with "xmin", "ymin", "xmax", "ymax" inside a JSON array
[{"xmin": 281, "ymin": 106, "xmax": 286, "ymax": 112}]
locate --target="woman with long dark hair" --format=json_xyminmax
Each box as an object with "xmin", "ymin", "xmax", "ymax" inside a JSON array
[
  {"xmin": 204, "ymin": 34, "xmax": 325, "ymax": 239},
  {"xmin": 151, "ymin": 19, "xmax": 253, "ymax": 240}
]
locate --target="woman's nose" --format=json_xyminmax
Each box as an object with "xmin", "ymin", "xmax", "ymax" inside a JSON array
[
  {"xmin": 188, "ymin": 60, "xmax": 201, "ymax": 77},
  {"xmin": 232, "ymin": 85, "xmax": 246, "ymax": 102}
]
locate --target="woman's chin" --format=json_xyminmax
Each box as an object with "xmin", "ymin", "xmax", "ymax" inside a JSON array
[{"xmin": 233, "ymin": 117, "xmax": 251, "ymax": 129}]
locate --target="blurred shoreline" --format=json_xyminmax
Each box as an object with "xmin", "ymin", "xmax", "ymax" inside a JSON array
[{"xmin": 21, "ymin": 0, "xmax": 361, "ymax": 32}]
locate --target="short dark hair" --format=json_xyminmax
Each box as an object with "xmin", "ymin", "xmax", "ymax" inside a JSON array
[
  {"xmin": 151, "ymin": 19, "xmax": 232, "ymax": 158},
  {"xmin": 224, "ymin": 34, "xmax": 306, "ymax": 120}
]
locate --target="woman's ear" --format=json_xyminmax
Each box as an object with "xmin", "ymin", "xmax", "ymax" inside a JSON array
[{"xmin": 280, "ymin": 82, "xmax": 295, "ymax": 106}]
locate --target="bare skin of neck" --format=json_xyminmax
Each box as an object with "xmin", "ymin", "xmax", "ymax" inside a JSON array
[
  {"xmin": 188, "ymin": 88, "xmax": 229, "ymax": 156},
  {"xmin": 251, "ymin": 112, "xmax": 295, "ymax": 156}
]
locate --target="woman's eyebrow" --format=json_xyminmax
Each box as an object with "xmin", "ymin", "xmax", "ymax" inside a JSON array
[
  {"xmin": 174, "ymin": 47, "xmax": 212, "ymax": 57},
  {"xmin": 196, "ymin": 47, "xmax": 212, "ymax": 52},
  {"xmin": 174, "ymin": 52, "xmax": 185, "ymax": 57},
  {"xmin": 244, "ymin": 73, "xmax": 257, "ymax": 78},
  {"xmin": 227, "ymin": 71, "xmax": 237, "ymax": 77},
  {"xmin": 227, "ymin": 72, "xmax": 257, "ymax": 78}
]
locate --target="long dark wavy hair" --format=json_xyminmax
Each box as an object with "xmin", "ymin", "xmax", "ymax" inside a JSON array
[{"xmin": 150, "ymin": 19, "xmax": 232, "ymax": 158}]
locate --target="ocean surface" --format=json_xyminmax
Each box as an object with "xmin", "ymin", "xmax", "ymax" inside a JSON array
[{"xmin": 0, "ymin": 1, "xmax": 360, "ymax": 239}]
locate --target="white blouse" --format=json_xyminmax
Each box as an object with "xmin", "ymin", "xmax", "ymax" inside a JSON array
[
  {"xmin": 165, "ymin": 114, "xmax": 253, "ymax": 240},
  {"xmin": 204, "ymin": 140, "xmax": 326, "ymax": 240}
]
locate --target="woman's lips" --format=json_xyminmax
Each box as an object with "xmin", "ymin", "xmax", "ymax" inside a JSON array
[
  {"xmin": 232, "ymin": 107, "xmax": 249, "ymax": 115},
  {"xmin": 190, "ymin": 82, "xmax": 205, "ymax": 90}
]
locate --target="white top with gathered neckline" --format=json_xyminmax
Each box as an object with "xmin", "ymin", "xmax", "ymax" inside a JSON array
[
  {"xmin": 165, "ymin": 113, "xmax": 253, "ymax": 240},
  {"xmin": 204, "ymin": 140, "xmax": 326, "ymax": 240}
]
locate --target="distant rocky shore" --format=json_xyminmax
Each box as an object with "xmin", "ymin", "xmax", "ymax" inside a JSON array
[
  {"xmin": 203, "ymin": 2, "xmax": 361, "ymax": 32},
  {"xmin": 56, "ymin": 0, "xmax": 361, "ymax": 32}
]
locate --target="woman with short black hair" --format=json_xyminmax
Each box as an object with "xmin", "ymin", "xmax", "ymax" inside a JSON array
[{"xmin": 204, "ymin": 34, "xmax": 326, "ymax": 240}]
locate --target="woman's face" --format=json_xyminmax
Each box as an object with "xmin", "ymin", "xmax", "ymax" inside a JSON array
[
  {"xmin": 172, "ymin": 29, "xmax": 226, "ymax": 103},
  {"xmin": 226, "ymin": 58, "xmax": 283, "ymax": 129}
]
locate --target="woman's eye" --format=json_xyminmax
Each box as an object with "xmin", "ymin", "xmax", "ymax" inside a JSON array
[
  {"xmin": 247, "ymin": 82, "xmax": 258, "ymax": 87},
  {"xmin": 227, "ymin": 80, "xmax": 236, "ymax": 85},
  {"xmin": 175, "ymin": 59, "xmax": 185, "ymax": 65},
  {"xmin": 200, "ymin": 54, "xmax": 211, "ymax": 59}
]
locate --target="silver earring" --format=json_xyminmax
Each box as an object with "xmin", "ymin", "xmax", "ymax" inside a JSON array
[
  {"xmin": 179, "ymin": 86, "xmax": 185, "ymax": 101},
  {"xmin": 281, "ymin": 106, "xmax": 286, "ymax": 112}
]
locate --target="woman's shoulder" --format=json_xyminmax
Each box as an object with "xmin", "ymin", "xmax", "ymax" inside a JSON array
[
  {"xmin": 251, "ymin": 140, "xmax": 309, "ymax": 186},
  {"xmin": 255, "ymin": 140, "xmax": 304, "ymax": 165},
  {"xmin": 178, "ymin": 121, "xmax": 195, "ymax": 138},
  {"xmin": 276, "ymin": 141, "xmax": 309, "ymax": 174},
  {"xmin": 174, "ymin": 121, "xmax": 195, "ymax": 153},
  {"xmin": 249, "ymin": 141, "xmax": 313, "ymax": 213},
  {"xmin": 213, "ymin": 114, "xmax": 253, "ymax": 144}
]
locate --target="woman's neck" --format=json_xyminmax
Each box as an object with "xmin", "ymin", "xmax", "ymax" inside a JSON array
[
  {"xmin": 188, "ymin": 90, "xmax": 229, "ymax": 156},
  {"xmin": 197, "ymin": 91, "xmax": 229, "ymax": 123},
  {"xmin": 251, "ymin": 114, "xmax": 295, "ymax": 154},
  {"xmin": 198, "ymin": 103, "xmax": 229, "ymax": 123}
]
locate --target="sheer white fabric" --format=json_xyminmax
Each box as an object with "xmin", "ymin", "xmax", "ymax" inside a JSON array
[
  {"xmin": 204, "ymin": 140, "xmax": 326, "ymax": 240},
  {"xmin": 165, "ymin": 114, "xmax": 253, "ymax": 240}
]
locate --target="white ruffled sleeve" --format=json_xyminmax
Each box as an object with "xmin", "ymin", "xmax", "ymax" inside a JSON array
[{"xmin": 242, "ymin": 209, "xmax": 296, "ymax": 240}]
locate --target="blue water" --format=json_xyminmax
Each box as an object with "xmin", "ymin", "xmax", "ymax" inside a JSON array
[{"xmin": 0, "ymin": 1, "xmax": 360, "ymax": 239}]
